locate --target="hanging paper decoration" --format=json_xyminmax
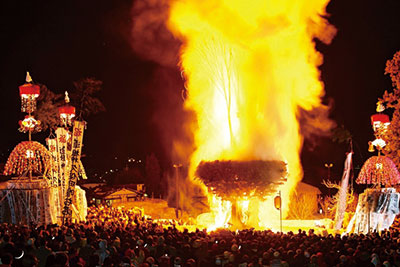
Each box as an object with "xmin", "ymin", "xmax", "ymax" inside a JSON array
[
  {"xmin": 62, "ymin": 120, "xmax": 85, "ymax": 222},
  {"xmin": 4, "ymin": 180, "xmax": 62, "ymax": 225},
  {"xmin": 46, "ymin": 138, "xmax": 59, "ymax": 187},
  {"xmin": 0, "ymin": 72, "xmax": 89, "ymax": 225},
  {"xmin": 18, "ymin": 115, "xmax": 42, "ymax": 133},
  {"xmin": 7, "ymin": 190, "xmax": 16, "ymax": 224},
  {"xmin": 56, "ymin": 127, "xmax": 70, "ymax": 202},
  {"xmin": 371, "ymin": 113, "xmax": 390, "ymax": 132},
  {"xmin": 59, "ymin": 106, "xmax": 76, "ymax": 126},
  {"xmin": 50, "ymin": 186, "xmax": 62, "ymax": 224},
  {"xmin": 79, "ymin": 159, "xmax": 87, "ymax": 179},
  {"xmin": 346, "ymin": 188, "xmax": 400, "ymax": 234},
  {"xmin": 357, "ymin": 156, "xmax": 400, "ymax": 186},
  {"xmin": 3, "ymin": 141, "xmax": 52, "ymax": 177},
  {"xmin": 19, "ymin": 72, "xmax": 40, "ymax": 114},
  {"xmin": 74, "ymin": 188, "xmax": 88, "ymax": 221}
]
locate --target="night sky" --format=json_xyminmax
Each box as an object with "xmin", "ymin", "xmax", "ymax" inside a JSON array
[{"xmin": 1, "ymin": 0, "xmax": 400, "ymax": 190}]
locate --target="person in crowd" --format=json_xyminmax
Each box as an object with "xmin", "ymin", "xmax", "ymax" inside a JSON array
[{"xmin": 0, "ymin": 205, "xmax": 399, "ymax": 266}]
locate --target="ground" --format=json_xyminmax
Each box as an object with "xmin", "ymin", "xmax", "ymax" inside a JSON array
[{"xmin": 111, "ymin": 198, "xmax": 335, "ymax": 234}]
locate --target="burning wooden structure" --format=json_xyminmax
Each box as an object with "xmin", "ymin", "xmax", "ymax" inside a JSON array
[{"xmin": 196, "ymin": 160, "xmax": 287, "ymax": 228}]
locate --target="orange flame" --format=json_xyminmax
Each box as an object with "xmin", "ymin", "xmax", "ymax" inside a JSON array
[{"xmin": 167, "ymin": 0, "xmax": 335, "ymax": 230}]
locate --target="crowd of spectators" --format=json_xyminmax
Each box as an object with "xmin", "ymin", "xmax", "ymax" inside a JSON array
[{"xmin": 0, "ymin": 205, "xmax": 399, "ymax": 266}]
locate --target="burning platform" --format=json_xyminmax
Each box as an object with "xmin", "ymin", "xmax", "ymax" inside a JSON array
[
  {"xmin": 196, "ymin": 160, "xmax": 287, "ymax": 199},
  {"xmin": 196, "ymin": 160, "xmax": 287, "ymax": 229}
]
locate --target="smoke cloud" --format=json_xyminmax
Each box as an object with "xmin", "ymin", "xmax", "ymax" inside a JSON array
[
  {"xmin": 147, "ymin": 67, "xmax": 195, "ymax": 165},
  {"xmin": 130, "ymin": 0, "xmax": 181, "ymax": 67},
  {"xmin": 129, "ymin": 0, "xmax": 338, "ymax": 222}
]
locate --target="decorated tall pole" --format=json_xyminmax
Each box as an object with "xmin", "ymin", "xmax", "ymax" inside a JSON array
[
  {"xmin": 357, "ymin": 102, "xmax": 400, "ymax": 187},
  {"xmin": 350, "ymin": 102, "xmax": 400, "ymax": 234},
  {"xmin": 18, "ymin": 72, "xmax": 41, "ymax": 141},
  {"xmin": 61, "ymin": 120, "xmax": 85, "ymax": 224},
  {"xmin": 18, "ymin": 72, "xmax": 42, "ymax": 179},
  {"xmin": 54, "ymin": 91, "xmax": 85, "ymax": 224}
]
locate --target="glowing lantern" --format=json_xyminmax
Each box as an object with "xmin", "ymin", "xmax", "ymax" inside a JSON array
[
  {"xmin": 371, "ymin": 101, "xmax": 389, "ymax": 132},
  {"xmin": 274, "ymin": 195, "xmax": 281, "ymax": 210},
  {"xmin": 368, "ymin": 102, "xmax": 390, "ymax": 154},
  {"xmin": 368, "ymin": 141, "xmax": 375, "ymax": 152},
  {"xmin": 371, "ymin": 113, "xmax": 390, "ymax": 132},
  {"xmin": 19, "ymin": 72, "xmax": 40, "ymax": 113},
  {"xmin": 58, "ymin": 91, "xmax": 75, "ymax": 126},
  {"xmin": 18, "ymin": 115, "xmax": 41, "ymax": 133}
]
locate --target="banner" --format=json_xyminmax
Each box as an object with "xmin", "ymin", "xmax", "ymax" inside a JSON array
[
  {"xmin": 51, "ymin": 187, "xmax": 62, "ymax": 225},
  {"xmin": 66, "ymin": 130, "xmax": 73, "ymax": 188},
  {"xmin": 79, "ymin": 159, "xmax": 87, "ymax": 179},
  {"xmin": 62, "ymin": 121, "xmax": 85, "ymax": 222},
  {"xmin": 46, "ymin": 138, "xmax": 59, "ymax": 187},
  {"xmin": 56, "ymin": 127, "xmax": 69, "ymax": 202}
]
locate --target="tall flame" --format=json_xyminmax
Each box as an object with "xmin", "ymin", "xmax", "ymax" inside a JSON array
[{"xmin": 167, "ymin": 0, "xmax": 335, "ymax": 229}]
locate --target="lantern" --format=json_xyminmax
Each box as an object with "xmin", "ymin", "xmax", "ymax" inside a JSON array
[
  {"xmin": 371, "ymin": 113, "xmax": 390, "ymax": 132},
  {"xmin": 368, "ymin": 141, "xmax": 375, "ymax": 152},
  {"xmin": 274, "ymin": 195, "xmax": 281, "ymax": 210},
  {"xmin": 58, "ymin": 91, "xmax": 75, "ymax": 126},
  {"xmin": 18, "ymin": 115, "xmax": 41, "ymax": 133},
  {"xmin": 19, "ymin": 72, "xmax": 40, "ymax": 113}
]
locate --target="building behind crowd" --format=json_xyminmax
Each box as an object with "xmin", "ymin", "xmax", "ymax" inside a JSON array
[{"xmin": 81, "ymin": 183, "xmax": 146, "ymax": 206}]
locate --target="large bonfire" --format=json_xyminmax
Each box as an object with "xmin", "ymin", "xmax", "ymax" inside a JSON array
[{"xmin": 167, "ymin": 0, "xmax": 336, "ymax": 230}]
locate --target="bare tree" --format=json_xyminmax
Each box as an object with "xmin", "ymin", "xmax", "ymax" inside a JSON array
[
  {"xmin": 34, "ymin": 85, "xmax": 62, "ymax": 131},
  {"xmin": 33, "ymin": 77, "xmax": 105, "ymax": 132},
  {"xmin": 318, "ymin": 194, "xmax": 336, "ymax": 219},
  {"xmin": 70, "ymin": 78, "xmax": 106, "ymax": 120},
  {"xmin": 288, "ymin": 191, "xmax": 318, "ymax": 219},
  {"xmin": 322, "ymin": 179, "xmax": 358, "ymax": 227}
]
